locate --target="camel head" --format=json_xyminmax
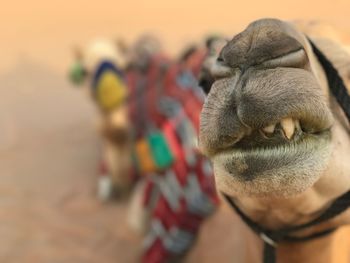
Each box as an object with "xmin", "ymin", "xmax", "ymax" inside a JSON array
[
  {"xmin": 69, "ymin": 38, "xmax": 126, "ymax": 87},
  {"xmin": 198, "ymin": 19, "xmax": 350, "ymax": 226}
]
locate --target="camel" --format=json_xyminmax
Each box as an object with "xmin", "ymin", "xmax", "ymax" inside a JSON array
[
  {"xmin": 69, "ymin": 39, "xmax": 134, "ymax": 200},
  {"xmin": 69, "ymin": 36, "xmax": 222, "ymax": 262},
  {"xmin": 69, "ymin": 36, "xmax": 170, "ymax": 201},
  {"xmin": 197, "ymin": 18, "xmax": 350, "ymax": 263}
]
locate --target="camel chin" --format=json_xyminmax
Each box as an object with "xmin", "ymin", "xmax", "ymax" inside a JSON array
[{"xmin": 212, "ymin": 130, "xmax": 332, "ymax": 198}]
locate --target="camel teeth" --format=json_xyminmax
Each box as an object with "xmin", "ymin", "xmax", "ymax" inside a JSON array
[
  {"xmin": 280, "ymin": 118, "xmax": 295, "ymax": 139},
  {"xmin": 262, "ymin": 123, "xmax": 276, "ymax": 134}
]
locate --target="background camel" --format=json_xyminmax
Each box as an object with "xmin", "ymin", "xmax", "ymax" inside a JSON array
[
  {"xmin": 69, "ymin": 36, "xmax": 222, "ymax": 262},
  {"xmin": 70, "ymin": 39, "xmax": 134, "ymax": 200},
  {"xmin": 196, "ymin": 18, "xmax": 350, "ymax": 263}
]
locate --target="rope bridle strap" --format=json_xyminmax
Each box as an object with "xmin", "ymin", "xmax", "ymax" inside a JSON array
[
  {"xmin": 309, "ymin": 40, "xmax": 350, "ymax": 121},
  {"xmin": 223, "ymin": 39, "xmax": 350, "ymax": 263}
]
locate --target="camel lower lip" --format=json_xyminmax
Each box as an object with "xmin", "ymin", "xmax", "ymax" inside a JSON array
[
  {"xmin": 211, "ymin": 131, "xmax": 332, "ymax": 197},
  {"xmin": 213, "ymin": 131, "xmax": 331, "ymax": 165}
]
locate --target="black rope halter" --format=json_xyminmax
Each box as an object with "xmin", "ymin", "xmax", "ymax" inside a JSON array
[{"xmin": 224, "ymin": 39, "xmax": 350, "ymax": 263}]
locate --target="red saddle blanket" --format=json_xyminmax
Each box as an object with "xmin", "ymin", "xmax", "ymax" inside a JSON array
[{"xmin": 126, "ymin": 50, "xmax": 219, "ymax": 263}]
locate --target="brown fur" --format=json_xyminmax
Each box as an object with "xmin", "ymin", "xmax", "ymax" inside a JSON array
[
  {"xmin": 197, "ymin": 19, "xmax": 350, "ymax": 262},
  {"xmin": 99, "ymin": 104, "xmax": 133, "ymax": 196}
]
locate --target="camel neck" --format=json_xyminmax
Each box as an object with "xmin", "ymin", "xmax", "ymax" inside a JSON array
[{"xmin": 223, "ymin": 190, "xmax": 350, "ymax": 263}]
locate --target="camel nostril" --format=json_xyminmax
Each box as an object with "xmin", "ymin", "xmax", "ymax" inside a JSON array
[{"xmin": 217, "ymin": 56, "xmax": 224, "ymax": 62}]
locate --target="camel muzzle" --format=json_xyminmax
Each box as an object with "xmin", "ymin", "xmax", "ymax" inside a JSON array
[{"xmin": 223, "ymin": 39, "xmax": 350, "ymax": 263}]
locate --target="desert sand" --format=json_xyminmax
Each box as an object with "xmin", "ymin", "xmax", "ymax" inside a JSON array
[{"xmin": 0, "ymin": 56, "xmax": 144, "ymax": 262}]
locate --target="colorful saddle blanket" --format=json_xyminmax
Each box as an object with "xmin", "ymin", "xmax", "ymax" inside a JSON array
[{"xmin": 126, "ymin": 50, "xmax": 219, "ymax": 263}]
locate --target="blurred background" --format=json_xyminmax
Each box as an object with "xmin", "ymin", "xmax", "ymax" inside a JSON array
[
  {"xmin": 1, "ymin": 0, "xmax": 350, "ymax": 262},
  {"xmin": 2, "ymin": 0, "xmax": 350, "ymax": 73}
]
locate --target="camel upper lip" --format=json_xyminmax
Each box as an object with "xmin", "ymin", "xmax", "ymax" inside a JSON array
[{"xmin": 199, "ymin": 65, "xmax": 335, "ymax": 158}]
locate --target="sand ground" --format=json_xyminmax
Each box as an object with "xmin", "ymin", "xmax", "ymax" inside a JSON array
[{"xmin": 0, "ymin": 58, "xmax": 144, "ymax": 263}]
